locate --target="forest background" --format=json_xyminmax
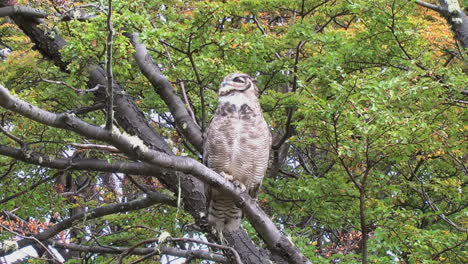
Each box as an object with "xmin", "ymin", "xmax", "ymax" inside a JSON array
[{"xmin": 0, "ymin": 0, "xmax": 466, "ymax": 263}]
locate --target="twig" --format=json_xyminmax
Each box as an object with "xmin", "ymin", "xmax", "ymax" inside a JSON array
[
  {"xmin": 59, "ymin": 179, "xmax": 90, "ymax": 197},
  {"xmin": 0, "ymin": 172, "xmax": 61, "ymax": 205},
  {"xmin": 67, "ymin": 103, "xmax": 105, "ymax": 115},
  {"xmin": 252, "ymin": 14, "xmax": 281, "ymax": 59},
  {"xmin": 129, "ymin": 251, "xmax": 159, "ymax": 264},
  {"xmin": 0, "ymin": 125, "xmax": 25, "ymax": 147},
  {"xmin": 272, "ymin": 108, "xmax": 294, "ymax": 150},
  {"xmin": 0, "ymin": 161, "xmax": 16, "ymax": 181},
  {"xmin": 186, "ymin": 36, "xmax": 206, "ymax": 133},
  {"xmin": 52, "ymin": 241, "xmax": 227, "ymax": 263},
  {"xmin": 162, "ymin": 43, "xmax": 200, "ymax": 129},
  {"xmin": 128, "ymin": 33, "xmax": 203, "ymax": 151},
  {"xmin": 0, "ymin": 223, "xmax": 62, "ymax": 263},
  {"xmin": 407, "ymin": 160, "xmax": 467, "ymax": 232},
  {"xmin": 40, "ymin": 78, "xmax": 100, "ymax": 93},
  {"xmin": 252, "ymin": 14, "xmax": 266, "ymax": 35},
  {"xmin": 116, "ymin": 238, "xmax": 158, "ymax": 263},
  {"xmin": 169, "ymin": 237, "xmax": 243, "ymax": 264},
  {"xmin": 69, "ymin": 143, "xmax": 120, "ymax": 153},
  {"xmin": 105, "ymin": 0, "xmax": 114, "ymax": 131},
  {"xmin": 126, "ymin": 174, "xmax": 151, "ymax": 193},
  {"xmin": 0, "ymin": 84, "xmax": 311, "ymax": 264}
]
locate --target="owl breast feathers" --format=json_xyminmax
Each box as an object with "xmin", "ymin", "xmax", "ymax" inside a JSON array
[{"xmin": 204, "ymin": 73, "xmax": 271, "ymax": 232}]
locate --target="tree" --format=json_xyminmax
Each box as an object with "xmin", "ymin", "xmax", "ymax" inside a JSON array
[{"xmin": 0, "ymin": 0, "xmax": 466, "ymax": 263}]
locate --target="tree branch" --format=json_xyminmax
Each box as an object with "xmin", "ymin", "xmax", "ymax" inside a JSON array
[
  {"xmin": 0, "ymin": 194, "xmax": 175, "ymax": 256},
  {"xmin": 127, "ymin": 32, "xmax": 203, "ymax": 151},
  {"xmin": 0, "ymin": 143, "xmax": 165, "ymax": 177},
  {"xmin": 407, "ymin": 160, "xmax": 467, "ymax": 232},
  {"xmin": 0, "ymin": 172, "xmax": 60, "ymax": 205},
  {"xmin": 0, "ymin": 125, "xmax": 25, "ymax": 147},
  {"xmin": 69, "ymin": 143, "xmax": 120, "ymax": 153},
  {"xmin": 0, "ymin": 6, "xmax": 46, "ymax": 18},
  {"xmin": 0, "ymin": 4, "xmax": 279, "ymax": 263},
  {"xmin": 414, "ymin": 0, "xmax": 468, "ymax": 48},
  {"xmin": 51, "ymin": 242, "xmax": 228, "ymax": 263},
  {"xmin": 414, "ymin": 0, "xmax": 443, "ymax": 12},
  {"xmin": 170, "ymin": 237, "xmax": 242, "ymax": 264},
  {"xmin": 0, "ymin": 1, "xmax": 172, "ymax": 153},
  {"xmin": 105, "ymin": 0, "xmax": 114, "ymax": 131},
  {"xmin": 0, "ymin": 224, "xmax": 61, "ymax": 263},
  {"xmin": 0, "ymin": 84, "xmax": 311, "ymax": 264}
]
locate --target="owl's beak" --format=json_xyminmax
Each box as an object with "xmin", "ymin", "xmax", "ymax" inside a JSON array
[{"xmin": 221, "ymin": 81, "xmax": 229, "ymax": 87}]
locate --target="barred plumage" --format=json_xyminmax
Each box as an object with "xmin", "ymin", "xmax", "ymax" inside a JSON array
[{"xmin": 204, "ymin": 73, "xmax": 271, "ymax": 233}]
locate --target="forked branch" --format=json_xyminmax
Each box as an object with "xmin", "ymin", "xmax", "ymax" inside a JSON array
[{"xmin": 0, "ymin": 84, "xmax": 311, "ymax": 264}]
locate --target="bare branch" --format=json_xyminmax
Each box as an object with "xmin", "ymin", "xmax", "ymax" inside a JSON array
[
  {"xmin": 1, "ymin": 1, "xmax": 172, "ymax": 153},
  {"xmin": 0, "ymin": 125, "xmax": 24, "ymax": 147},
  {"xmin": 162, "ymin": 43, "xmax": 200, "ymax": 130},
  {"xmin": 414, "ymin": 0, "xmax": 443, "ymax": 13},
  {"xmin": 51, "ymin": 241, "xmax": 228, "ymax": 263},
  {"xmin": 105, "ymin": 0, "xmax": 114, "ymax": 131},
  {"xmin": 0, "ymin": 224, "xmax": 62, "ymax": 263},
  {"xmin": 69, "ymin": 143, "xmax": 120, "ymax": 153},
  {"xmin": 0, "ymin": 172, "xmax": 60, "ymax": 205},
  {"xmin": 408, "ymin": 160, "xmax": 467, "ymax": 233},
  {"xmin": 0, "ymin": 143, "xmax": 164, "ymax": 177},
  {"xmin": 39, "ymin": 78, "xmax": 100, "ymax": 93},
  {"xmin": 67, "ymin": 103, "xmax": 105, "ymax": 115},
  {"xmin": 272, "ymin": 40, "xmax": 305, "ymax": 150},
  {"xmin": 0, "ymin": 194, "xmax": 175, "ymax": 256},
  {"xmin": 0, "ymin": 6, "xmax": 46, "ymax": 18},
  {"xmin": 116, "ymin": 237, "xmax": 241, "ymax": 264},
  {"xmin": 170, "ymin": 237, "xmax": 242, "ymax": 264},
  {"xmin": 0, "ymin": 5, "xmax": 96, "ymax": 21},
  {"xmin": 414, "ymin": 0, "xmax": 468, "ymax": 48},
  {"xmin": 127, "ymin": 33, "xmax": 203, "ymax": 151},
  {"xmin": 0, "ymin": 84, "xmax": 311, "ymax": 264},
  {"xmin": 253, "ymin": 14, "xmax": 267, "ymax": 35},
  {"xmin": 252, "ymin": 14, "xmax": 281, "ymax": 59}
]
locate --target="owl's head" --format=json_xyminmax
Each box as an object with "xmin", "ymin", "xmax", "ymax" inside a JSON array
[{"xmin": 218, "ymin": 73, "xmax": 258, "ymax": 97}]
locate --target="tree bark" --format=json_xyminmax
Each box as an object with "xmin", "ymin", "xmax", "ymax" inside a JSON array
[
  {"xmin": 416, "ymin": 0, "xmax": 468, "ymax": 48},
  {"xmin": 0, "ymin": 3, "xmax": 310, "ymax": 263}
]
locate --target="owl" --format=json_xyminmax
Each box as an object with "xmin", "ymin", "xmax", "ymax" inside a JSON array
[{"xmin": 204, "ymin": 73, "xmax": 271, "ymax": 232}]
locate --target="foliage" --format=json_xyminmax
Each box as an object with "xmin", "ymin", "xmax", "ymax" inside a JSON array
[{"xmin": 0, "ymin": 0, "xmax": 466, "ymax": 263}]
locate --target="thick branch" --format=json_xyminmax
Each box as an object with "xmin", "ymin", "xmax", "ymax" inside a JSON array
[
  {"xmin": 52, "ymin": 242, "xmax": 228, "ymax": 263},
  {"xmin": 0, "ymin": 5, "xmax": 210, "ymax": 259},
  {"xmin": 415, "ymin": 0, "xmax": 443, "ymax": 12},
  {"xmin": 0, "ymin": 6, "xmax": 46, "ymax": 18},
  {"xmin": 1, "ymin": 4, "xmax": 307, "ymax": 261},
  {"xmin": 0, "ymin": 194, "xmax": 175, "ymax": 256},
  {"xmin": 127, "ymin": 33, "xmax": 203, "ymax": 151},
  {"xmin": 439, "ymin": 0, "xmax": 468, "ymax": 48},
  {"xmin": 415, "ymin": 0, "xmax": 468, "ymax": 48},
  {"xmin": 0, "ymin": 84, "xmax": 310, "ymax": 264},
  {"xmin": 0, "ymin": 144, "xmax": 163, "ymax": 176},
  {"xmin": 0, "ymin": 1, "xmax": 172, "ymax": 153}
]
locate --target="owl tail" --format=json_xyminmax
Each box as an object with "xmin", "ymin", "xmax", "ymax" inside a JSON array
[{"xmin": 208, "ymin": 190, "xmax": 242, "ymax": 233}]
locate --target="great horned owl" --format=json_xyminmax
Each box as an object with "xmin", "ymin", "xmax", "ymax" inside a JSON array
[{"xmin": 204, "ymin": 73, "xmax": 271, "ymax": 232}]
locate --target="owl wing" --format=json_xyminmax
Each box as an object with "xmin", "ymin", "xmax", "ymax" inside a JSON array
[{"xmin": 203, "ymin": 112, "xmax": 237, "ymax": 174}]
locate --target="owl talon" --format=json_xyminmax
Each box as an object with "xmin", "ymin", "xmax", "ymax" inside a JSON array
[
  {"xmin": 233, "ymin": 180, "xmax": 247, "ymax": 192},
  {"xmin": 220, "ymin": 171, "xmax": 234, "ymax": 181}
]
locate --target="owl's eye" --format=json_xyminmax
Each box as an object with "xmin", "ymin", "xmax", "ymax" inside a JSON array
[{"xmin": 233, "ymin": 76, "xmax": 245, "ymax": 83}]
